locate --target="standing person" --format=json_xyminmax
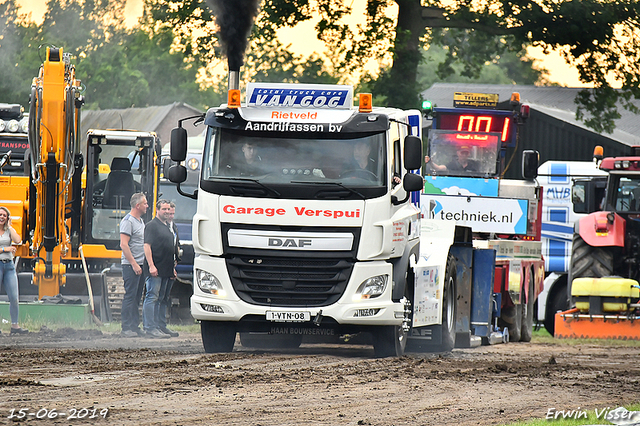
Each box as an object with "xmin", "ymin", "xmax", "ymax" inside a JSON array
[
  {"xmin": 157, "ymin": 202, "xmax": 180, "ymax": 337},
  {"xmin": 0, "ymin": 206, "xmax": 28, "ymax": 335},
  {"xmin": 142, "ymin": 200, "xmax": 176, "ymax": 339},
  {"xmin": 119, "ymin": 193, "xmax": 148, "ymax": 338}
]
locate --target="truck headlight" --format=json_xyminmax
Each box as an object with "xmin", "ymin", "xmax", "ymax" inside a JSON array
[
  {"xmin": 6, "ymin": 119, "xmax": 19, "ymax": 133},
  {"xmin": 196, "ymin": 269, "xmax": 226, "ymax": 296},
  {"xmin": 354, "ymin": 275, "xmax": 388, "ymax": 300}
]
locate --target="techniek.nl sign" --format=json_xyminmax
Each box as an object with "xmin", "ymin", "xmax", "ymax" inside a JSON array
[{"xmin": 420, "ymin": 194, "xmax": 528, "ymax": 234}]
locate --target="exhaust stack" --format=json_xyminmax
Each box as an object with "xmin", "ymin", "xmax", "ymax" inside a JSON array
[{"xmin": 228, "ymin": 70, "xmax": 239, "ymax": 92}]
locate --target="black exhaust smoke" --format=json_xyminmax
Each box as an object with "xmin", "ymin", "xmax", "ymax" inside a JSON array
[{"xmin": 205, "ymin": 0, "xmax": 260, "ymax": 73}]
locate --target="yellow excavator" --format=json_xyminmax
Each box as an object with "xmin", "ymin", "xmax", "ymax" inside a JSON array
[{"xmin": 0, "ymin": 46, "xmax": 159, "ymax": 323}]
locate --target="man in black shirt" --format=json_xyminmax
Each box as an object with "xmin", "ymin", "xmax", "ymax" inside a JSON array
[{"xmin": 142, "ymin": 199, "xmax": 178, "ymax": 338}]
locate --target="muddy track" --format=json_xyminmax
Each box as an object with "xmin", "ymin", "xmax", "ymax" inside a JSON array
[{"xmin": 0, "ymin": 330, "xmax": 638, "ymax": 425}]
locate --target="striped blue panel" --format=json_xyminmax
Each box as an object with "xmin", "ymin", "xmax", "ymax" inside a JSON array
[
  {"xmin": 549, "ymin": 208, "xmax": 568, "ymax": 223},
  {"xmin": 549, "ymin": 163, "xmax": 569, "ymax": 183},
  {"xmin": 408, "ymin": 114, "xmax": 420, "ymax": 136}
]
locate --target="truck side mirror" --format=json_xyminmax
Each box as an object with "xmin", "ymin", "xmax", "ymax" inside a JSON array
[
  {"xmin": 170, "ymin": 127, "xmax": 187, "ymax": 162},
  {"xmin": 522, "ymin": 150, "xmax": 539, "ymax": 180},
  {"xmin": 392, "ymin": 172, "xmax": 423, "ymax": 205},
  {"xmin": 168, "ymin": 164, "xmax": 187, "ymax": 184},
  {"xmin": 403, "ymin": 172, "xmax": 424, "ymax": 192},
  {"xmin": 403, "ymin": 135, "xmax": 423, "ymax": 170}
]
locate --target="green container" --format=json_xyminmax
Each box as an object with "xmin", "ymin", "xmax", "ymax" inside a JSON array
[{"xmin": 0, "ymin": 301, "xmax": 92, "ymax": 326}]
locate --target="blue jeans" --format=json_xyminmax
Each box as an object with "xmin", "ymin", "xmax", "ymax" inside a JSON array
[
  {"xmin": 0, "ymin": 260, "xmax": 19, "ymax": 324},
  {"xmin": 143, "ymin": 275, "xmax": 170, "ymax": 331},
  {"xmin": 121, "ymin": 264, "xmax": 145, "ymax": 332}
]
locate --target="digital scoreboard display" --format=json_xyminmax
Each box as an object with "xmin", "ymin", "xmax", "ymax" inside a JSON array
[{"xmin": 433, "ymin": 108, "xmax": 517, "ymax": 146}]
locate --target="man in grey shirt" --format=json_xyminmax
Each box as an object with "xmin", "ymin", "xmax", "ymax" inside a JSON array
[{"xmin": 119, "ymin": 193, "xmax": 148, "ymax": 337}]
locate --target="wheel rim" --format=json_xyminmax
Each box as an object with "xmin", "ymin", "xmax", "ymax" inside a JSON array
[{"xmin": 445, "ymin": 277, "xmax": 455, "ymax": 332}]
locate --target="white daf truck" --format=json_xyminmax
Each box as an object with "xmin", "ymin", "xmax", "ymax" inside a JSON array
[{"xmin": 167, "ymin": 82, "xmax": 425, "ymax": 357}]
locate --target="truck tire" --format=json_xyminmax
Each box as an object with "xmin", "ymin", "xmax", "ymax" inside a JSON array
[
  {"xmin": 569, "ymin": 233, "xmax": 614, "ymax": 281},
  {"xmin": 438, "ymin": 257, "xmax": 457, "ymax": 352},
  {"xmin": 372, "ymin": 285, "xmax": 411, "ymax": 358},
  {"xmin": 239, "ymin": 332, "xmax": 303, "ymax": 349},
  {"xmin": 501, "ymin": 305, "xmax": 522, "ymax": 342},
  {"xmin": 520, "ymin": 272, "xmax": 535, "ymax": 342},
  {"xmin": 544, "ymin": 284, "xmax": 567, "ymax": 336},
  {"xmin": 372, "ymin": 324, "xmax": 406, "ymax": 358},
  {"xmin": 201, "ymin": 321, "xmax": 236, "ymax": 353}
]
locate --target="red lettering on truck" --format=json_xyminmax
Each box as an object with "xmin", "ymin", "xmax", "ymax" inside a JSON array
[
  {"xmin": 294, "ymin": 207, "xmax": 360, "ymax": 219},
  {"xmin": 223, "ymin": 205, "xmax": 285, "ymax": 217}
]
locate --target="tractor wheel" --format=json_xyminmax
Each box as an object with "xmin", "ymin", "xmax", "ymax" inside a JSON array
[{"xmin": 568, "ymin": 233, "xmax": 615, "ymax": 282}]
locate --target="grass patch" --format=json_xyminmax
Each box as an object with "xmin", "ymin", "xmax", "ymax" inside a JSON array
[
  {"xmin": 531, "ymin": 325, "xmax": 640, "ymax": 347},
  {"xmin": 2, "ymin": 316, "xmax": 201, "ymax": 334},
  {"xmin": 500, "ymin": 403, "xmax": 640, "ymax": 426}
]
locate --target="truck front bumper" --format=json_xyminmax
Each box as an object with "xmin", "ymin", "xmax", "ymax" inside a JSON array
[{"xmin": 190, "ymin": 257, "xmax": 404, "ymax": 328}]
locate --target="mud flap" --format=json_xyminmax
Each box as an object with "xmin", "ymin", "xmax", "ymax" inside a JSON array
[
  {"xmin": 448, "ymin": 245, "xmax": 473, "ymax": 348},
  {"xmin": 470, "ymin": 249, "xmax": 496, "ymax": 340},
  {"xmin": 17, "ymin": 272, "xmax": 112, "ymax": 322}
]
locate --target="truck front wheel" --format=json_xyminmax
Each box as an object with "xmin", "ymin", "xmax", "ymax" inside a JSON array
[
  {"xmin": 201, "ymin": 321, "xmax": 236, "ymax": 353},
  {"xmin": 372, "ymin": 296, "xmax": 410, "ymax": 358}
]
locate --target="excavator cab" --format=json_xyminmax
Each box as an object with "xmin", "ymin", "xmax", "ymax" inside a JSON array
[{"xmin": 83, "ymin": 129, "xmax": 159, "ymax": 251}]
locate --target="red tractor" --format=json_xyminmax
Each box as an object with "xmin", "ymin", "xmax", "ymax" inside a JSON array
[{"xmin": 557, "ymin": 149, "xmax": 640, "ymax": 339}]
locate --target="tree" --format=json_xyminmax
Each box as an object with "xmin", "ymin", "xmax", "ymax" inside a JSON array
[
  {"xmin": 149, "ymin": 0, "xmax": 639, "ymax": 133},
  {"xmin": 0, "ymin": 0, "xmax": 41, "ymax": 105},
  {"xmin": 1, "ymin": 0, "xmax": 224, "ymax": 110}
]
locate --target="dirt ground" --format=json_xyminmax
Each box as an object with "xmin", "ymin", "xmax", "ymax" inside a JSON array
[{"xmin": 0, "ymin": 328, "xmax": 638, "ymax": 426}]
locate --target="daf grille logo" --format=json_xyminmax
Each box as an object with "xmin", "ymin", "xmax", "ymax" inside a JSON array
[{"xmin": 268, "ymin": 238, "xmax": 312, "ymax": 248}]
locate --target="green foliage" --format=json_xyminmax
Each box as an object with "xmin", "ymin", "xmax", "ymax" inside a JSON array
[
  {"xmin": 1, "ymin": 0, "xmax": 224, "ymax": 110},
  {"xmin": 257, "ymin": 0, "xmax": 639, "ymax": 131},
  {"xmin": 419, "ymin": 43, "xmax": 548, "ymax": 88}
]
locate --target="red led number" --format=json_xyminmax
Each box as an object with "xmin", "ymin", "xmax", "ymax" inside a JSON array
[{"xmin": 456, "ymin": 115, "xmax": 509, "ymax": 142}]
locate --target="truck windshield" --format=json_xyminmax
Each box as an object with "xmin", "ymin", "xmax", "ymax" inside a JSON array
[
  {"xmin": 426, "ymin": 130, "xmax": 501, "ymax": 178},
  {"xmin": 201, "ymin": 127, "xmax": 387, "ymax": 188}
]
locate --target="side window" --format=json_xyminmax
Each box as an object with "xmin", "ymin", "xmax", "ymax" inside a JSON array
[
  {"xmin": 393, "ymin": 139, "xmax": 401, "ymax": 177},
  {"xmin": 389, "ymin": 122, "xmax": 401, "ymax": 181}
]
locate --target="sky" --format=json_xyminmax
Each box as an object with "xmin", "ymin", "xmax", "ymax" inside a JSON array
[{"xmin": 15, "ymin": 0, "xmax": 587, "ymax": 88}]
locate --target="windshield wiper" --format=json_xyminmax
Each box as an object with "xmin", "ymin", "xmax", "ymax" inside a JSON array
[
  {"xmin": 290, "ymin": 180, "xmax": 366, "ymax": 200},
  {"xmin": 214, "ymin": 176, "xmax": 281, "ymax": 197}
]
